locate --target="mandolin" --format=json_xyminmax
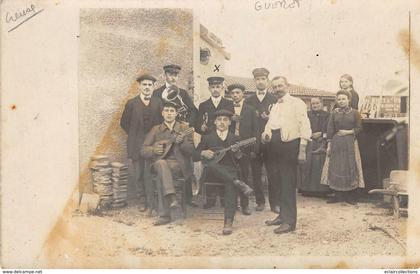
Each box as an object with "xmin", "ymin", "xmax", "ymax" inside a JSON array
[
  {"xmin": 202, "ymin": 137, "xmax": 257, "ymax": 166},
  {"xmin": 156, "ymin": 127, "xmax": 195, "ymax": 159}
]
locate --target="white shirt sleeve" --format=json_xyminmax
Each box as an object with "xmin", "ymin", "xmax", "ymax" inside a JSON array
[{"xmin": 296, "ymin": 99, "xmax": 312, "ymax": 145}]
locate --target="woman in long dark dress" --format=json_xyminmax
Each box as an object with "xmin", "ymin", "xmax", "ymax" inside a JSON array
[
  {"xmin": 321, "ymin": 90, "xmax": 365, "ymax": 204},
  {"xmin": 299, "ymin": 97, "xmax": 330, "ymax": 196}
]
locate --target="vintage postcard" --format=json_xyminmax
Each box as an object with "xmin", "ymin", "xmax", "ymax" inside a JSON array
[{"xmin": 1, "ymin": 0, "xmax": 420, "ymax": 269}]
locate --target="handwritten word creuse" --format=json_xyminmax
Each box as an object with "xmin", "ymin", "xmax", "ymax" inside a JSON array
[
  {"xmin": 255, "ymin": 0, "xmax": 301, "ymax": 11},
  {"xmin": 5, "ymin": 4, "xmax": 36, "ymax": 23}
]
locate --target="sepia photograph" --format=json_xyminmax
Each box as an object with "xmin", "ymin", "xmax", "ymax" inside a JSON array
[{"xmin": 1, "ymin": 0, "xmax": 420, "ymax": 270}]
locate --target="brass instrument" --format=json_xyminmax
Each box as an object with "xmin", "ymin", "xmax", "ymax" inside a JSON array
[{"xmin": 162, "ymin": 85, "xmax": 189, "ymax": 116}]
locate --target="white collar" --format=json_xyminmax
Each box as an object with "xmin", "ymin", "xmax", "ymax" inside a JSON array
[
  {"xmin": 256, "ymin": 89, "xmax": 267, "ymax": 101},
  {"xmin": 277, "ymin": 93, "xmax": 290, "ymax": 103},
  {"xmin": 140, "ymin": 93, "xmax": 151, "ymax": 104},
  {"xmin": 216, "ymin": 129, "xmax": 228, "ymax": 141},
  {"xmin": 233, "ymin": 100, "xmax": 243, "ymax": 108},
  {"xmin": 211, "ymin": 96, "xmax": 222, "ymax": 106},
  {"xmin": 164, "ymin": 121, "xmax": 175, "ymax": 131}
]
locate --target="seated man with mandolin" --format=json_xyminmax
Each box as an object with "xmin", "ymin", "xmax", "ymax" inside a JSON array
[
  {"xmin": 141, "ymin": 102, "xmax": 195, "ymax": 226},
  {"xmin": 193, "ymin": 109, "xmax": 255, "ymax": 235}
]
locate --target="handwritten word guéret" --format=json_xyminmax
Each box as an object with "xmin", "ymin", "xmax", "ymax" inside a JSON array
[
  {"xmin": 5, "ymin": 4, "xmax": 36, "ymax": 24},
  {"xmin": 255, "ymin": 0, "xmax": 301, "ymax": 11}
]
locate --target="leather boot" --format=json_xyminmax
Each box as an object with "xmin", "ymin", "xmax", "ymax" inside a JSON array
[
  {"xmin": 223, "ymin": 218, "xmax": 233, "ymax": 235},
  {"xmin": 232, "ymin": 179, "xmax": 254, "ymax": 196}
]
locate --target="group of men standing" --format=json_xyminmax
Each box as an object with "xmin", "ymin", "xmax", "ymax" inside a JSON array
[{"xmin": 120, "ymin": 64, "xmax": 311, "ymax": 235}]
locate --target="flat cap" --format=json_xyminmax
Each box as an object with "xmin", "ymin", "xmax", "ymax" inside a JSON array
[
  {"xmin": 252, "ymin": 67, "xmax": 270, "ymax": 78},
  {"xmin": 214, "ymin": 109, "xmax": 234, "ymax": 119},
  {"xmin": 207, "ymin": 76, "xmax": 225, "ymax": 85},
  {"xmin": 136, "ymin": 74, "xmax": 157, "ymax": 83},
  {"xmin": 162, "ymin": 101, "xmax": 178, "ymax": 109},
  {"xmin": 163, "ymin": 64, "xmax": 181, "ymax": 73},
  {"xmin": 227, "ymin": 83, "xmax": 246, "ymax": 92}
]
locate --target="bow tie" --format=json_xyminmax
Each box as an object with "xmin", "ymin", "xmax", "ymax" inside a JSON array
[
  {"xmin": 234, "ymin": 103, "xmax": 241, "ymax": 107},
  {"xmin": 143, "ymin": 96, "xmax": 151, "ymax": 101},
  {"xmin": 258, "ymin": 91, "xmax": 265, "ymax": 95}
]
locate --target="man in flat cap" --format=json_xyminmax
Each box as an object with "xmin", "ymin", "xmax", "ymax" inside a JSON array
[
  {"xmin": 195, "ymin": 76, "xmax": 235, "ymax": 135},
  {"xmin": 193, "ymin": 109, "xmax": 253, "ymax": 235},
  {"xmin": 153, "ymin": 64, "xmax": 198, "ymax": 127},
  {"xmin": 244, "ymin": 68, "xmax": 279, "ymax": 213},
  {"xmin": 121, "ymin": 74, "xmax": 163, "ymax": 213},
  {"xmin": 141, "ymin": 101, "xmax": 194, "ymax": 226},
  {"xmin": 228, "ymin": 83, "xmax": 259, "ymax": 216}
]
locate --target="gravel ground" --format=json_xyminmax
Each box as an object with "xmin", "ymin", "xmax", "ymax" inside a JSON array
[{"xmin": 40, "ymin": 193, "xmax": 407, "ymax": 268}]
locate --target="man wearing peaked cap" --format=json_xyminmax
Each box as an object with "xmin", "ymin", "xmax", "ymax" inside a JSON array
[
  {"xmin": 163, "ymin": 64, "xmax": 181, "ymax": 73},
  {"xmin": 153, "ymin": 64, "xmax": 198, "ymax": 206},
  {"xmin": 228, "ymin": 83, "xmax": 259, "ymax": 216},
  {"xmin": 153, "ymin": 64, "xmax": 198, "ymax": 127},
  {"xmin": 213, "ymin": 109, "xmax": 234, "ymax": 118},
  {"xmin": 207, "ymin": 76, "xmax": 225, "ymax": 86},
  {"xmin": 244, "ymin": 67, "xmax": 279, "ymax": 213},
  {"xmin": 120, "ymin": 72, "xmax": 163, "ymax": 213},
  {"xmin": 195, "ymin": 76, "xmax": 235, "ymax": 136},
  {"xmin": 193, "ymin": 106, "xmax": 254, "ymax": 235},
  {"xmin": 252, "ymin": 67, "xmax": 270, "ymax": 78},
  {"xmin": 136, "ymin": 74, "xmax": 157, "ymax": 83}
]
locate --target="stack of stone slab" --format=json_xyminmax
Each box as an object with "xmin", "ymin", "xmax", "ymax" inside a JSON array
[{"xmin": 111, "ymin": 162, "xmax": 129, "ymax": 209}]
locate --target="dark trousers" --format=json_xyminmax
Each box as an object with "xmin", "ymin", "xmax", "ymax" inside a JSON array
[
  {"xmin": 129, "ymin": 158, "xmax": 154, "ymax": 207},
  {"xmin": 205, "ymin": 163, "xmax": 238, "ymax": 221},
  {"xmin": 250, "ymin": 144, "xmax": 279, "ymax": 208},
  {"xmin": 153, "ymin": 159, "xmax": 183, "ymax": 217},
  {"xmin": 238, "ymin": 153, "xmax": 252, "ymax": 208},
  {"xmin": 270, "ymin": 132, "xmax": 300, "ymax": 227}
]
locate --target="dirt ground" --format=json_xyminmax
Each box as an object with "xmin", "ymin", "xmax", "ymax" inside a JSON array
[{"xmin": 38, "ymin": 192, "xmax": 407, "ymax": 268}]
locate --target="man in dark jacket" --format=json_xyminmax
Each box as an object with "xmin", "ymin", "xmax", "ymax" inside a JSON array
[
  {"xmin": 153, "ymin": 64, "xmax": 198, "ymax": 126},
  {"xmin": 193, "ymin": 109, "xmax": 253, "ymax": 235},
  {"xmin": 195, "ymin": 76, "xmax": 235, "ymax": 135},
  {"xmin": 228, "ymin": 83, "xmax": 259, "ymax": 215},
  {"xmin": 244, "ymin": 68, "xmax": 279, "ymax": 213},
  {"xmin": 141, "ymin": 102, "xmax": 194, "ymax": 225},
  {"xmin": 120, "ymin": 74, "xmax": 162, "ymax": 212}
]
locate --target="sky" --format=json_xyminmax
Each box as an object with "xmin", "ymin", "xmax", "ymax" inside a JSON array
[{"xmin": 195, "ymin": 0, "xmax": 410, "ymax": 99}]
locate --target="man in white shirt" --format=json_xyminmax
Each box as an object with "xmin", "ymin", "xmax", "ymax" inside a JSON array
[{"xmin": 262, "ymin": 76, "xmax": 311, "ymax": 234}]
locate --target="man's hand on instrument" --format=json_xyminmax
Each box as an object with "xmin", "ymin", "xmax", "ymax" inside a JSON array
[
  {"xmin": 201, "ymin": 150, "xmax": 214, "ymax": 160},
  {"xmin": 201, "ymin": 124, "xmax": 208, "ymax": 133},
  {"xmin": 261, "ymin": 131, "xmax": 272, "ymax": 144},
  {"xmin": 231, "ymin": 143, "xmax": 241, "ymax": 153},
  {"xmin": 153, "ymin": 143, "xmax": 164, "ymax": 155},
  {"xmin": 175, "ymin": 134, "xmax": 184, "ymax": 144}
]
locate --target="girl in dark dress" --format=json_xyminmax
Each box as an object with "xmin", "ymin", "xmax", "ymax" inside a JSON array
[
  {"xmin": 321, "ymin": 90, "xmax": 365, "ymax": 204},
  {"xmin": 339, "ymin": 74, "xmax": 359, "ymax": 110}
]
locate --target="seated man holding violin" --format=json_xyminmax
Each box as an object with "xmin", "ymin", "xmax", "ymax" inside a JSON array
[
  {"xmin": 141, "ymin": 102, "xmax": 195, "ymax": 226},
  {"xmin": 193, "ymin": 109, "xmax": 255, "ymax": 235}
]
